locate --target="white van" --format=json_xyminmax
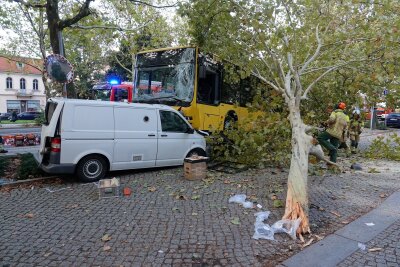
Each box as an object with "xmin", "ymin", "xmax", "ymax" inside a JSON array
[{"xmin": 36, "ymin": 98, "xmax": 207, "ymax": 182}]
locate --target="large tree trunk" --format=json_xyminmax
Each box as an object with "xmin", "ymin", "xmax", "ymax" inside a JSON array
[
  {"xmin": 282, "ymin": 106, "xmax": 312, "ymax": 236},
  {"xmin": 46, "ymin": 0, "xmax": 62, "ymax": 55}
]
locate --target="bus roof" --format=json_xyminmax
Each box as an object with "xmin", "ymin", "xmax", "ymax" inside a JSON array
[{"xmin": 135, "ymin": 46, "xmax": 196, "ymax": 55}]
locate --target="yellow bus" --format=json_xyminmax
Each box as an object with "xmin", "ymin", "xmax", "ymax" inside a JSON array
[{"xmin": 133, "ymin": 46, "xmax": 264, "ymax": 131}]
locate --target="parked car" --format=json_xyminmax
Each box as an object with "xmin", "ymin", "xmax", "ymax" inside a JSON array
[
  {"xmin": 16, "ymin": 111, "xmax": 42, "ymax": 120},
  {"xmin": 385, "ymin": 113, "xmax": 400, "ymax": 128},
  {"xmin": 0, "ymin": 112, "xmax": 11, "ymax": 121},
  {"xmin": 35, "ymin": 98, "xmax": 207, "ymax": 182}
]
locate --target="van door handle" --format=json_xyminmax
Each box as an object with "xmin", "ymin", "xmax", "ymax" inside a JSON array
[
  {"xmin": 148, "ymin": 134, "xmax": 155, "ymax": 137},
  {"xmin": 161, "ymin": 134, "xmax": 168, "ymax": 137}
]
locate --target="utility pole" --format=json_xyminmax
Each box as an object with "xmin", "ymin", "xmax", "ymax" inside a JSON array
[{"xmin": 58, "ymin": 31, "xmax": 67, "ymax": 98}]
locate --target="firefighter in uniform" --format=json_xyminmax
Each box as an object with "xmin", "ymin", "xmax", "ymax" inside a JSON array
[
  {"xmin": 317, "ymin": 102, "xmax": 348, "ymax": 163},
  {"xmin": 349, "ymin": 110, "xmax": 363, "ymax": 153}
]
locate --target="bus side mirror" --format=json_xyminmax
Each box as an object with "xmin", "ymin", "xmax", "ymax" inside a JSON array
[{"xmin": 199, "ymin": 65, "xmax": 206, "ymax": 79}]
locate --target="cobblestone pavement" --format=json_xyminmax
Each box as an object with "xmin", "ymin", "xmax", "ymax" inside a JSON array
[
  {"xmin": 337, "ymin": 219, "xmax": 400, "ymax": 267},
  {"xmin": 1, "ymin": 128, "xmax": 400, "ymax": 266},
  {"xmin": 358, "ymin": 127, "xmax": 400, "ymax": 151},
  {"xmin": 1, "ymin": 157, "xmax": 400, "ymax": 267}
]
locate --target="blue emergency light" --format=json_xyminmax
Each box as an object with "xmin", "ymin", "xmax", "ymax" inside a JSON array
[{"xmin": 109, "ymin": 79, "xmax": 120, "ymax": 85}]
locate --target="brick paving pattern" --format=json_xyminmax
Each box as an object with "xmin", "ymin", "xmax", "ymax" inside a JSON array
[
  {"xmin": 1, "ymin": 162, "xmax": 400, "ymax": 266},
  {"xmin": 337, "ymin": 219, "xmax": 400, "ymax": 267},
  {"xmin": 1, "ymin": 128, "xmax": 400, "ymax": 266}
]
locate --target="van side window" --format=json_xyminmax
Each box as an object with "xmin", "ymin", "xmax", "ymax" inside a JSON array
[{"xmin": 160, "ymin": 110, "xmax": 189, "ymax": 133}]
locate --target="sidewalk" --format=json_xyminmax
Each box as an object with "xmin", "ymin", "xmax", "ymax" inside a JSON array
[
  {"xmin": 282, "ymin": 191, "xmax": 400, "ymax": 267},
  {"xmin": 0, "ymin": 123, "xmax": 37, "ymax": 129}
]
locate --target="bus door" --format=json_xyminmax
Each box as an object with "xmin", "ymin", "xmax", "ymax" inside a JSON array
[{"xmin": 196, "ymin": 62, "xmax": 222, "ymax": 131}]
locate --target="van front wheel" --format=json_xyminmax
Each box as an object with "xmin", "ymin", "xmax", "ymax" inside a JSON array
[
  {"xmin": 186, "ymin": 148, "xmax": 207, "ymax": 158},
  {"xmin": 77, "ymin": 155, "xmax": 107, "ymax": 182}
]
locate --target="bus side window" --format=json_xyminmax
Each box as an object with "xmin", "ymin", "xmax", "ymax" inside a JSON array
[
  {"xmin": 197, "ymin": 69, "xmax": 221, "ymax": 105},
  {"xmin": 221, "ymin": 68, "xmax": 240, "ymax": 105}
]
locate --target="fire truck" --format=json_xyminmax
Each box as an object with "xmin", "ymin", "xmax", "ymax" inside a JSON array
[{"xmin": 92, "ymin": 82, "xmax": 133, "ymax": 103}]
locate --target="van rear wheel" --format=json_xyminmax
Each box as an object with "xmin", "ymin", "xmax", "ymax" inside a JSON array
[{"xmin": 76, "ymin": 155, "xmax": 107, "ymax": 182}]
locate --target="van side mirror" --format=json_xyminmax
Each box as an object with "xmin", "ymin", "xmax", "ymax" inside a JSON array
[{"xmin": 186, "ymin": 127, "xmax": 195, "ymax": 134}]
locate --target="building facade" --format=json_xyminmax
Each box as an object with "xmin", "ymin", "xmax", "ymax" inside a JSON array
[{"xmin": 0, "ymin": 56, "xmax": 46, "ymax": 113}]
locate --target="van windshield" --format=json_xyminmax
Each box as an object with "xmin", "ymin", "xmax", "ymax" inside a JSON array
[{"xmin": 44, "ymin": 101, "xmax": 58, "ymax": 125}]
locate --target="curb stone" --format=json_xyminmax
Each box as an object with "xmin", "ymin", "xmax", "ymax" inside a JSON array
[{"xmin": 282, "ymin": 190, "xmax": 400, "ymax": 267}]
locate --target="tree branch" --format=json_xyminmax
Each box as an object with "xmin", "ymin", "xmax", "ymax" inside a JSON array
[
  {"xmin": 301, "ymin": 66, "xmax": 339, "ymax": 100},
  {"xmin": 69, "ymin": 20, "xmax": 154, "ymax": 32},
  {"xmin": 287, "ymin": 52, "xmax": 302, "ymax": 97},
  {"xmin": 265, "ymin": 46, "xmax": 285, "ymax": 82},
  {"xmin": 18, "ymin": 4, "xmax": 41, "ymax": 39},
  {"xmin": 300, "ymin": 25, "xmax": 322, "ymax": 75},
  {"xmin": 128, "ymin": 0, "xmax": 178, "ymax": 8},
  {"xmin": 299, "ymin": 57, "xmax": 374, "ymax": 101},
  {"xmin": 60, "ymin": 0, "xmax": 94, "ymax": 29},
  {"xmin": 10, "ymin": 0, "xmax": 46, "ymax": 8},
  {"xmin": 252, "ymin": 68, "xmax": 286, "ymax": 96},
  {"xmin": 115, "ymin": 55, "xmax": 133, "ymax": 75}
]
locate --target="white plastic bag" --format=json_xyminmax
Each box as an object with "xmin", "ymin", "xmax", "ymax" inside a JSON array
[
  {"xmin": 242, "ymin": 201, "xmax": 254, "ymax": 209},
  {"xmin": 253, "ymin": 222, "xmax": 275, "ymax": 240},
  {"xmin": 228, "ymin": 194, "xmax": 247, "ymax": 204},
  {"xmin": 228, "ymin": 194, "xmax": 254, "ymax": 209},
  {"xmin": 255, "ymin": 211, "xmax": 271, "ymax": 222},
  {"xmin": 271, "ymin": 218, "xmax": 301, "ymax": 240},
  {"xmin": 253, "ymin": 211, "xmax": 274, "ymax": 240}
]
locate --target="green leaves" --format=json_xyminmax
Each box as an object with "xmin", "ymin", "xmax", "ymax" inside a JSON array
[
  {"xmin": 230, "ymin": 217, "xmax": 240, "ymax": 225},
  {"xmin": 364, "ymin": 133, "xmax": 400, "ymax": 161}
]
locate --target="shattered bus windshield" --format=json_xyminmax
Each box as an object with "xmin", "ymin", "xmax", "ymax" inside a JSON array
[{"xmin": 134, "ymin": 48, "xmax": 195, "ymax": 103}]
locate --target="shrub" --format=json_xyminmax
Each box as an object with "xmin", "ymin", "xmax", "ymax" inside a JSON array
[
  {"xmin": 34, "ymin": 112, "xmax": 45, "ymax": 126},
  {"xmin": 0, "ymin": 156, "xmax": 11, "ymax": 177},
  {"xmin": 208, "ymin": 111, "xmax": 291, "ymax": 168},
  {"xmin": 364, "ymin": 133, "xmax": 400, "ymax": 161},
  {"xmin": 17, "ymin": 153, "xmax": 46, "ymax": 180}
]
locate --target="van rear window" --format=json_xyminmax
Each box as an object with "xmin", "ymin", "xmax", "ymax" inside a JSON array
[{"xmin": 44, "ymin": 102, "xmax": 58, "ymax": 125}]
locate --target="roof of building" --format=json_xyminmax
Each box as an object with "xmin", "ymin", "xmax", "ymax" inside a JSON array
[{"xmin": 0, "ymin": 55, "xmax": 42, "ymax": 75}]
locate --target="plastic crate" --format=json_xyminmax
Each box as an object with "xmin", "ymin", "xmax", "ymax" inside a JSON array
[{"xmin": 98, "ymin": 178, "xmax": 120, "ymax": 198}]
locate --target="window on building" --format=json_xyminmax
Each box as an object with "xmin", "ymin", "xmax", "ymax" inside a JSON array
[
  {"xmin": 33, "ymin": 79, "xmax": 39, "ymax": 90},
  {"xmin": 20, "ymin": 78, "xmax": 26, "ymax": 90},
  {"xmin": 7, "ymin": 100, "xmax": 21, "ymax": 113},
  {"xmin": 6, "ymin": 77, "xmax": 12, "ymax": 89},
  {"xmin": 27, "ymin": 100, "xmax": 40, "ymax": 111},
  {"xmin": 16, "ymin": 62, "xmax": 24, "ymax": 69}
]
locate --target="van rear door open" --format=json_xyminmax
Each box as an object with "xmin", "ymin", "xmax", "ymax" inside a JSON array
[{"xmin": 37, "ymin": 100, "xmax": 64, "ymax": 163}]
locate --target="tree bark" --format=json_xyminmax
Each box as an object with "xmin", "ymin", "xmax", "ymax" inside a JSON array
[
  {"xmin": 282, "ymin": 104, "xmax": 312, "ymax": 236},
  {"xmin": 46, "ymin": 0, "xmax": 62, "ymax": 55}
]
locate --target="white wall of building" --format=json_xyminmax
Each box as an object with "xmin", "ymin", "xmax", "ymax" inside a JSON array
[{"xmin": 0, "ymin": 72, "xmax": 46, "ymax": 113}]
